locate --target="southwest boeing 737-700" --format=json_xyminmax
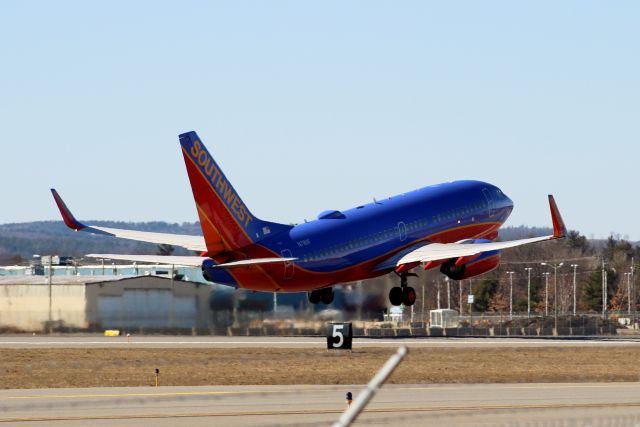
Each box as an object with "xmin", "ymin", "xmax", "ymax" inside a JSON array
[{"xmin": 52, "ymin": 131, "xmax": 566, "ymax": 306}]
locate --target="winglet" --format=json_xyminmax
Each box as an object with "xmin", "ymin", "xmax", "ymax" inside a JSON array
[
  {"xmin": 548, "ymin": 195, "xmax": 566, "ymax": 238},
  {"xmin": 50, "ymin": 189, "xmax": 86, "ymax": 231}
]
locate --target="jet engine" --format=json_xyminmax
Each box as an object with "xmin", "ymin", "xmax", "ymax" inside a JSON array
[{"xmin": 440, "ymin": 241, "xmax": 501, "ymax": 280}]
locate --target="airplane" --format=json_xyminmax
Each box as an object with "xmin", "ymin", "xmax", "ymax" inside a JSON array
[{"xmin": 52, "ymin": 131, "xmax": 566, "ymax": 307}]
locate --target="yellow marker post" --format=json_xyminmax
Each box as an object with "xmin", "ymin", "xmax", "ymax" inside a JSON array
[{"xmin": 155, "ymin": 368, "xmax": 159, "ymax": 387}]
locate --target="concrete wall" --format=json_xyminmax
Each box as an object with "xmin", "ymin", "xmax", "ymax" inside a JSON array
[{"xmin": 0, "ymin": 283, "xmax": 87, "ymax": 330}]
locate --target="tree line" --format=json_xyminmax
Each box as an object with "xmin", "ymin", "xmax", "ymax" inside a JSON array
[{"xmin": 463, "ymin": 231, "xmax": 638, "ymax": 314}]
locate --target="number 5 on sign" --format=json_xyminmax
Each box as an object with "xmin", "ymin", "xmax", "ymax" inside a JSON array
[
  {"xmin": 327, "ymin": 322, "xmax": 352, "ymax": 350},
  {"xmin": 333, "ymin": 324, "xmax": 344, "ymax": 348}
]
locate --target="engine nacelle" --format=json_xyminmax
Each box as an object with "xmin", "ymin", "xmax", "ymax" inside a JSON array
[
  {"xmin": 201, "ymin": 259, "xmax": 239, "ymax": 288},
  {"xmin": 440, "ymin": 248, "xmax": 501, "ymax": 280}
]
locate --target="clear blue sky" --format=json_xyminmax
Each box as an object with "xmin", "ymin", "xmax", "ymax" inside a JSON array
[{"xmin": 1, "ymin": 2, "xmax": 638, "ymax": 239}]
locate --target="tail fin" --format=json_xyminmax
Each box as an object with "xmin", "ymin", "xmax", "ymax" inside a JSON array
[{"xmin": 179, "ymin": 131, "xmax": 291, "ymax": 255}]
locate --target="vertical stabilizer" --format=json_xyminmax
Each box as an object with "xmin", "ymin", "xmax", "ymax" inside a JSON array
[{"xmin": 179, "ymin": 131, "xmax": 291, "ymax": 254}]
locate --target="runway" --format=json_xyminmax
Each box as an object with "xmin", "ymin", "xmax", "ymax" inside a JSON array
[
  {"xmin": 2, "ymin": 383, "xmax": 640, "ymax": 426},
  {"xmin": 0, "ymin": 334, "xmax": 639, "ymax": 348}
]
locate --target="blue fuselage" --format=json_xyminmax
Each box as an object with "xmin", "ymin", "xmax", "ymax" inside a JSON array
[
  {"xmin": 206, "ymin": 180, "xmax": 514, "ymax": 290},
  {"xmin": 285, "ymin": 180, "xmax": 512, "ymax": 270}
]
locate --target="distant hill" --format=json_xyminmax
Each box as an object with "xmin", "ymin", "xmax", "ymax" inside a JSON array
[
  {"xmin": 0, "ymin": 220, "xmax": 554, "ymax": 265},
  {"xmin": 0, "ymin": 221, "xmax": 202, "ymax": 263},
  {"xmin": 497, "ymin": 225, "xmax": 552, "ymax": 240}
]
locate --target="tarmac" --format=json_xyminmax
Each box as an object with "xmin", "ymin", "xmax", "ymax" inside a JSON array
[
  {"xmin": 1, "ymin": 334, "xmax": 640, "ymax": 348},
  {"xmin": 3, "ymin": 335, "xmax": 640, "ymax": 425},
  {"xmin": 1, "ymin": 383, "xmax": 640, "ymax": 426}
]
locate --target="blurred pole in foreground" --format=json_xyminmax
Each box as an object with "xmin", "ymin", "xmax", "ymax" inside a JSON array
[{"xmin": 333, "ymin": 346, "xmax": 408, "ymax": 427}]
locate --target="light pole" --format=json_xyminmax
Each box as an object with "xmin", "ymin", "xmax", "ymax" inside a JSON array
[
  {"xmin": 625, "ymin": 272, "xmax": 632, "ymax": 315},
  {"xmin": 469, "ymin": 279, "xmax": 473, "ymax": 328},
  {"xmin": 273, "ymin": 291, "xmax": 278, "ymax": 314},
  {"xmin": 602, "ymin": 258, "xmax": 608, "ymax": 320},
  {"xmin": 47, "ymin": 255, "xmax": 53, "ymax": 327},
  {"xmin": 421, "ymin": 281, "xmax": 425, "ymax": 322},
  {"xmin": 632, "ymin": 258, "xmax": 636, "ymax": 326},
  {"xmin": 570, "ymin": 264, "xmax": 578, "ymax": 316},
  {"xmin": 524, "ymin": 267, "xmax": 533, "ymax": 318},
  {"xmin": 542, "ymin": 262, "xmax": 563, "ymax": 332},
  {"xmin": 506, "ymin": 271, "xmax": 515, "ymax": 320},
  {"xmin": 542, "ymin": 272, "xmax": 551, "ymax": 316}
]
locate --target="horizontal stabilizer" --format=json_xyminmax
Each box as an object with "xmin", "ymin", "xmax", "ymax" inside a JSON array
[
  {"xmin": 86, "ymin": 254, "xmax": 297, "ymax": 269},
  {"xmin": 209, "ymin": 257, "xmax": 297, "ymax": 269}
]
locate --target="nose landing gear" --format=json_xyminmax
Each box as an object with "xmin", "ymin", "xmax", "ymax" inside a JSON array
[{"xmin": 389, "ymin": 273, "xmax": 416, "ymax": 306}]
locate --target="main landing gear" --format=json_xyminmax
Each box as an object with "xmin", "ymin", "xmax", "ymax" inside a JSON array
[
  {"xmin": 308, "ymin": 287, "xmax": 334, "ymax": 305},
  {"xmin": 389, "ymin": 273, "xmax": 416, "ymax": 306}
]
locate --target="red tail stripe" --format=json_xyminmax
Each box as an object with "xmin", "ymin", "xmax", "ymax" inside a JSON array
[{"xmin": 182, "ymin": 149, "xmax": 254, "ymax": 251}]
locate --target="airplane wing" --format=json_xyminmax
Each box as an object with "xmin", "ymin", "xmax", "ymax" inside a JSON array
[
  {"xmin": 52, "ymin": 189, "xmax": 297, "ymax": 269},
  {"xmin": 394, "ymin": 195, "xmax": 566, "ymax": 267},
  {"xmin": 51, "ymin": 189, "xmax": 208, "ymax": 252},
  {"xmin": 84, "ymin": 254, "xmax": 297, "ymax": 269}
]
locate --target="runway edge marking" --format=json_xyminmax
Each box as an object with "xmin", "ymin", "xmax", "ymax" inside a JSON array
[{"xmin": 4, "ymin": 402, "xmax": 640, "ymax": 423}]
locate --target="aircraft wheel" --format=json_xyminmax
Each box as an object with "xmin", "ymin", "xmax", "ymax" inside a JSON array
[
  {"xmin": 389, "ymin": 286, "xmax": 403, "ymax": 306},
  {"xmin": 308, "ymin": 290, "xmax": 321, "ymax": 304},
  {"xmin": 402, "ymin": 286, "xmax": 416, "ymax": 306},
  {"xmin": 320, "ymin": 287, "xmax": 334, "ymax": 305}
]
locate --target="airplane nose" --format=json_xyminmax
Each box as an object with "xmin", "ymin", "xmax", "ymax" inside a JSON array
[
  {"xmin": 496, "ymin": 187, "xmax": 514, "ymax": 209},
  {"xmin": 502, "ymin": 193, "xmax": 513, "ymax": 209},
  {"xmin": 505, "ymin": 194, "xmax": 514, "ymax": 207}
]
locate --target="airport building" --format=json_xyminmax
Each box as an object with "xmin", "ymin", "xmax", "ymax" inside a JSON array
[
  {"xmin": 0, "ymin": 275, "xmax": 214, "ymax": 332},
  {"xmin": 0, "ymin": 261, "xmax": 338, "ymax": 333}
]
